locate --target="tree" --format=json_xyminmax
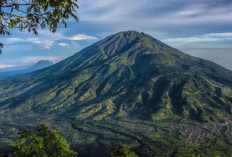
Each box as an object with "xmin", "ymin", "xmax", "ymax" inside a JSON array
[
  {"xmin": 0, "ymin": 0, "xmax": 79, "ymax": 53},
  {"xmin": 107, "ymin": 145, "xmax": 138, "ymax": 157},
  {"xmin": 13, "ymin": 124, "xmax": 78, "ymax": 157}
]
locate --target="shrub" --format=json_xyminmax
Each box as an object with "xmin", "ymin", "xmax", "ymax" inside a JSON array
[
  {"xmin": 13, "ymin": 124, "xmax": 77, "ymax": 157},
  {"xmin": 107, "ymin": 145, "xmax": 138, "ymax": 157}
]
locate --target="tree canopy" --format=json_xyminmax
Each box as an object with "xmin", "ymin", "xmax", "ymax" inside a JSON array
[
  {"xmin": 107, "ymin": 145, "xmax": 138, "ymax": 157},
  {"xmin": 0, "ymin": 0, "xmax": 79, "ymax": 53},
  {"xmin": 13, "ymin": 124, "xmax": 78, "ymax": 157}
]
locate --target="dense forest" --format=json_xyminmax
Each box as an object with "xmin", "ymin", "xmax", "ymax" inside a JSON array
[{"xmin": 0, "ymin": 124, "xmax": 231, "ymax": 157}]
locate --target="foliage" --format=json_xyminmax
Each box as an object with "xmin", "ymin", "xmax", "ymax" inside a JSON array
[
  {"xmin": 13, "ymin": 124, "xmax": 78, "ymax": 157},
  {"xmin": 107, "ymin": 145, "xmax": 138, "ymax": 157},
  {"xmin": 0, "ymin": 43, "xmax": 3, "ymax": 54},
  {"xmin": 0, "ymin": 0, "xmax": 79, "ymax": 53}
]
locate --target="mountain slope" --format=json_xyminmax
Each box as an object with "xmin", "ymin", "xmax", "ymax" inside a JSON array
[
  {"xmin": 1, "ymin": 31, "xmax": 231, "ymax": 122},
  {"xmin": 0, "ymin": 31, "xmax": 232, "ymax": 156}
]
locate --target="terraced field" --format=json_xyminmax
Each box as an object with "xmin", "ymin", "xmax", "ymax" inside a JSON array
[{"xmin": 1, "ymin": 114, "xmax": 232, "ymax": 156}]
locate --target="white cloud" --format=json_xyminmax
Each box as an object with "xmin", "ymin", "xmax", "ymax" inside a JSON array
[
  {"xmin": 164, "ymin": 37, "xmax": 221, "ymax": 43},
  {"xmin": 78, "ymin": 0, "xmax": 232, "ymax": 27},
  {"xmin": 5, "ymin": 37, "xmax": 55, "ymax": 49},
  {"xmin": 29, "ymin": 38, "xmax": 55, "ymax": 49},
  {"xmin": 69, "ymin": 34, "xmax": 98, "ymax": 40},
  {"xmin": 6, "ymin": 38, "xmax": 25, "ymax": 43},
  {"xmin": 204, "ymin": 33, "xmax": 232, "ymax": 38},
  {"xmin": 175, "ymin": 4, "xmax": 205, "ymax": 17},
  {"xmin": 0, "ymin": 64, "xmax": 16, "ymax": 69},
  {"xmin": 163, "ymin": 32, "xmax": 232, "ymax": 44},
  {"xmin": 59, "ymin": 43, "xmax": 70, "ymax": 47},
  {"xmin": 3, "ymin": 30, "xmax": 97, "ymax": 49}
]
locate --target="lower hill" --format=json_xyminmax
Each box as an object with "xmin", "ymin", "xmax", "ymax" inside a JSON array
[{"xmin": 0, "ymin": 31, "xmax": 232, "ymax": 156}]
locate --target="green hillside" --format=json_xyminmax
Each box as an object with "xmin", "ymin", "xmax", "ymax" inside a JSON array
[{"xmin": 0, "ymin": 31, "xmax": 232, "ymax": 156}]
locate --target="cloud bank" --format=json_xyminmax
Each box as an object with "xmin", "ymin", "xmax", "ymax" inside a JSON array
[
  {"xmin": 79, "ymin": 0, "xmax": 232, "ymax": 26},
  {"xmin": 3, "ymin": 31, "xmax": 98, "ymax": 49},
  {"xmin": 164, "ymin": 32, "xmax": 232, "ymax": 43}
]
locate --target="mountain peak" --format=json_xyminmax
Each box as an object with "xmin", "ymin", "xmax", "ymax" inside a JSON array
[
  {"xmin": 35, "ymin": 60, "xmax": 53, "ymax": 65},
  {"xmin": 111, "ymin": 30, "xmax": 151, "ymax": 41},
  {"xmin": 28, "ymin": 60, "xmax": 53, "ymax": 71},
  {"xmin": 117, "ymin": 30, "xmax": 145, "ymax": 37},
  {"xmin": 96, "ymin": 31, "xmax": 157, "ymax": 57}
]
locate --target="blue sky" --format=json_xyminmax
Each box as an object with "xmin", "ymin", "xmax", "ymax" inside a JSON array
[{"xmin": 1, "ymin": 0, "xmax": 232, "ymax": 69}]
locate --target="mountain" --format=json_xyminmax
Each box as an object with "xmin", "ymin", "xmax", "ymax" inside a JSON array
[
  {"xmin": 0, "ymin": 31, "xmax": 232, "ymax": 156},
  {"xmin": 0, "ymin": 60, "xmax": 53, "ymax": 78},
  {"xmin": 26, "ymin": 60, "xmax": 54, "ymax": 72}
]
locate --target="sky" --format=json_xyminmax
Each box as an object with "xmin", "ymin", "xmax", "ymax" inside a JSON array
[{"xmin": 1, "ymin": 0, "xmax": 232, "ymax": 70}]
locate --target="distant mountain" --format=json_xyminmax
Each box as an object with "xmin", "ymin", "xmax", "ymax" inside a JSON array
[
  {"xmin": 0, "ymin": 60, "xmax": 53, "ymax": 78},
  {"xmin": 27, "ymin": 60, "xmax": 54, "ymax": 72},
  {"xmin": 0, "ymin": 31, "xmax": 232, "ymax": 156}
]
